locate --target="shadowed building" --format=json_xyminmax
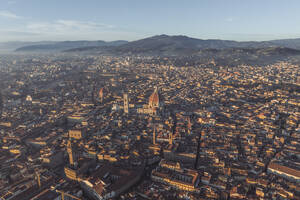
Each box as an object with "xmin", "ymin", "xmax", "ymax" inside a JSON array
[
  {"xmin": 80, "ymin": 164, "xmax": 143, "ymax": 200},
  {"xmin": 69, "ymin": 129, "xmax": 85, "ymax": 140},
  {"xmin": 64, "ymin": 140, "xmax": 95, "ymax": 181},
  {"xmin": 151, "ymin": 159, "xmax": 199, "ymax": 192},
  {"xmin": 268, "ymin": 161, "xmax": 300, "ymax": 183},
  {"xmin": 67, "ymin": 140, "xmax": 76, "ymax": 166}
]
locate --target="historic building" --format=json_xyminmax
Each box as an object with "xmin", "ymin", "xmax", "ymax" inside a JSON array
[
  {"xmin": 151, "ymin": 159, "xmax": 200, "ymax": 192},
  {"xmin": 138, "ymin": 87, "xmax": 164, "ymax": 115}
]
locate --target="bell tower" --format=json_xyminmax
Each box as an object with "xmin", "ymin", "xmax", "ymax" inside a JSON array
[
  {"xmin": 169, "ymin": 132, "xmax": 173, "ymax": 145},
  {"xmin": 153, "ymin": 126, "xmax": 156, "ymax": 145},
  {"xmin": 67, "ymin": 140, "xmax": 76, "ymax": 166},
  {"xmin": 123, "ymin": 93, "xmax": 129, "ymax": 114}
]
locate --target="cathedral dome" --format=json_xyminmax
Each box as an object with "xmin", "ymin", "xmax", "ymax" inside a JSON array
[
  {"xmin": 149, "ymin": 87, "xmax": 161, "ymax": 108},
  {"xmin": 99, "ymin": 87, "xmax": 105, "ymax": 102}
]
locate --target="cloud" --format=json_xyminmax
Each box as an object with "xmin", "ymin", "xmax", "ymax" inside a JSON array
[
  {"xmin": 57, "ymin": 20, "xmax": 115, "ymax": 29},
  {"xmin": 0, "ymin": 10, "xmax": 21, "ymax": 19},
  {"xmin": 0, "ymin": 19, "xmax": 139, "ymax": 41},
  {"xmin": 0, "ymin": 30, "xmax": 40, "ymax": 36},
  {"xmin": 26, "ymin": 20, "xmax": 116, "ymax": 34}
]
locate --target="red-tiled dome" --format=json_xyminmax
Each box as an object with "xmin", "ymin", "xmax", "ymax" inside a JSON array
[
  {"xmin": 149, "ymin": 88, "xmax": 160, "ymax": 108},
  {"xmin": 99, "ymin": 88, "xmax": 104, "ymax": 99}
]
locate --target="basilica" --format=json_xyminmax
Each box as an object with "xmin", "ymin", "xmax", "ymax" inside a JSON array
[{"xmin": 138, "ymin": 87, "xmax": 164, "ymax": 115}]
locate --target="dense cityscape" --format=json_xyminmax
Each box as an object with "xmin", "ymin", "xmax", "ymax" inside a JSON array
[
  {"xmin": 0, "ymin": 53, "xmax": 299, "ymax": 199},
  {"xmin": 1, "ymin": 0, "xmax": 300, "ymax": 199}
]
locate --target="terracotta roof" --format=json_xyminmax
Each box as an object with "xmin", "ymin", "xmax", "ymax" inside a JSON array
[
  {"xmin": 268, "ymin": 161, "xmax": 300, "ymax": 178},
  {"xmin": 88, "ymin": 164, "xmax": 143, "ymax": 195},
  {"xmin": 149, "ymin": 90, "xmax": 159, "ymax": 106}
]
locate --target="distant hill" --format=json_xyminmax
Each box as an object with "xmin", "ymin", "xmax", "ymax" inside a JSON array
[
  {"xmin": 112, "ymin": 35, "xmax": 255, "ymax": 54},
  {"xmin": 0, "ymin": 41, "xmax": 56, "ymax": 53},
  {"xmin": 11, "ymin": 35, "xmax": 300, "ymax": 60},
  {"xmin": 113, "ymin": 35, "xmax": 300, "ymax": 54},
  {"xmin": 142, "ymin": 46, "xmax": 299, "ymax": 67},
  {"xmin": 198, "ymin": 47, "xmax": 300, "ymax": 56},
  {"xmin": 65, "ymin": 35, "xmax": 300, "ymax": 56},
  {"xmin": 107, "ymin": 35, "xmax": 254, "ymax": 55},
  {"xmin": 14, "ymin": 40, "xmax": 128, "ymax": 52},
  {"xmin": 269, "ymin": 38, "xmax": 300, "ymax": 50},
  {"xmin": 195, "ymin": 47, "xmax": 300, "ymax": 66}
]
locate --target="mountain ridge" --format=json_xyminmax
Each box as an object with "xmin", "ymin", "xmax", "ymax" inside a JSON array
[
  {"xmin": 14, "ymin": 40, "xmax": 128, "ymax": 52},
  {"xmin": 8, "ymin": 34, "xmax": 300, "ymax": 56},
  {"xmin": 64, "ymin": 35, "xmax": 300, "ymax": 55}
]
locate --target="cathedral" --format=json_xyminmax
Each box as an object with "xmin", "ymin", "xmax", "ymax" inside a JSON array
[
  {"xmin": 138, "ymin": 87, "xmax": 164, "ymax": 115},
  {"xmin": 148, "ymin": 87, "xmax": 160, "ymax": 109}
]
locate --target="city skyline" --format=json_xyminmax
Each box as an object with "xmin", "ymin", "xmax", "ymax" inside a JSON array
[{"xmin": 1, "ymin": 0, "xmax": 300, "ymax": 42}]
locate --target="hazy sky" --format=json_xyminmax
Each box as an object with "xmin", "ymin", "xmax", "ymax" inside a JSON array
[{"xmin": 0, "ymin": 0, "xmax": 300, "ymax": 42}]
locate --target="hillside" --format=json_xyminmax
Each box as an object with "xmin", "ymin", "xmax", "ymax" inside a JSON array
[
  {"xmin": 14, "ymin": 40, "xmax": 128, "ymax": 52},
  {"xmin": 65, "ymin": 35, "xmax": 300, "ymax": 56},
  {"xmin": 12, "ymin": 35, "xmax": 300, "ymax": 66}
]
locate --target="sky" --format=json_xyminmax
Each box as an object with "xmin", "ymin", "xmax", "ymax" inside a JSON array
[{"xmin": 0, "ymin": 0, "xmax": 300, "ymax": 42}]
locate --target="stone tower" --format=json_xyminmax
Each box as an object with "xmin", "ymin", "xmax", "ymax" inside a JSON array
[{"xmin": 123, "ymin": 93, "xmax": 129, "ymax": 114}]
